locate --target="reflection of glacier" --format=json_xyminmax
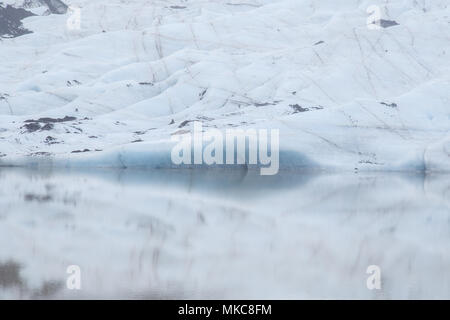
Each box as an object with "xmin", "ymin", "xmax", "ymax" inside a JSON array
[
  {"xmin": 0, "ymin": 0, "xmax": 449, "ymax": 172},
  {"xmin": 0, "ymin": 168, "xmax": 449, "ymax": 299}
]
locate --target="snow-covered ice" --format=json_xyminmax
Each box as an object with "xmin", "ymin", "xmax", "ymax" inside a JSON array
[{"xmin": 0, "ymin": 0, "xmax": 449, "ymax": 171}]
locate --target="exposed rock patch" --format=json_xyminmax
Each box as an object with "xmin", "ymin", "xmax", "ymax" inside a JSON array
[
  {"xmin": 290, "ymin": 104, "xmax": 324, "ymax": 114},
  {"xmin": 0, "ymin": 5, "xmax": 35, "ymax": 38},
  {"xmin": 24, "ymin": 116, "xmax": 77, "ymax": 123},
  {"xmin": 373, "ymin": 19, "xmax": 400, "ymax": 28}
]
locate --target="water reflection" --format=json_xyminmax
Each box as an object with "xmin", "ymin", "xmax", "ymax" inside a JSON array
[{"xmin": 0, "ymin": 168, "xmax": 449, "ymax": 299}]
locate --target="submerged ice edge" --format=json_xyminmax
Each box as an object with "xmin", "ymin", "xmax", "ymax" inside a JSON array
[{"xmin": 0, "ymin": 140, "xmax": 448, "ymax": 173}]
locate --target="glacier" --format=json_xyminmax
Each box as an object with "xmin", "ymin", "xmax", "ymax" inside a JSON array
[
  {"xmin": 1, "ymin": 0, "xmax": 450, "ymax": 300},
  {"xmin": 0, "ymin": 0, "xmax": 448, "ymax": 172}
]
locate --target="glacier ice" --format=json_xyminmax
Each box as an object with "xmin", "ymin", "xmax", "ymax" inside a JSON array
[{"xmin": 0, "ymin": 0, "xmax": 449, "ymax": 172}]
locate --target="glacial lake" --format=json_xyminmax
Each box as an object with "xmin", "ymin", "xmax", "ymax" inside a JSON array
[{"xmin": 0, "ymin": 168, "xmax": 449, "ymax": 299}]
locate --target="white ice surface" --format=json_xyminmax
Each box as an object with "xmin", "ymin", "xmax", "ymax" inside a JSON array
[{"xmin": 0, "ymin": 0, "xmax": 449, "ymax": 171}]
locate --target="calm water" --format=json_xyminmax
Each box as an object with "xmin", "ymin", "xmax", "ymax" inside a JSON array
[{"xmin": 0, "ymin": 168, "xmax": 449, "ymax": 299}]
